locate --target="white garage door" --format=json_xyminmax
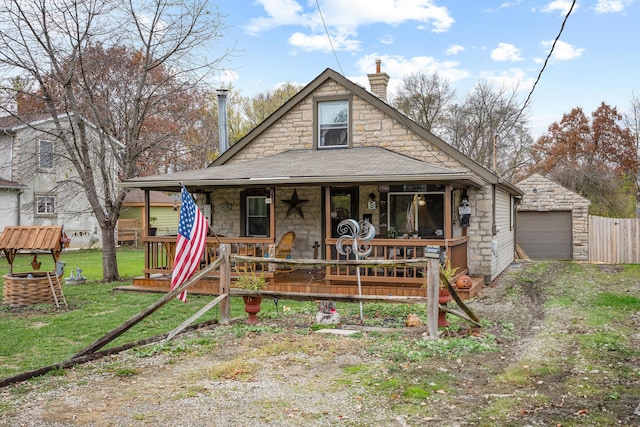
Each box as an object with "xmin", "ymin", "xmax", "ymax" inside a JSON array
[{"xmin": 517, "ymin": 211, "xmax": 572, "ymax": 260}]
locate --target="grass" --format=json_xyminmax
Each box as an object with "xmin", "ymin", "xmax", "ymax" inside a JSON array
[{"xmin": 1, "ymin": 253, "xmax": 639, "ymax": 426}]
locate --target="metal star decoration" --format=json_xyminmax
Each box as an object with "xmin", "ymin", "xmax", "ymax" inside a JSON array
[{"xmin": 282, "ymin": 189, "xmax": 309, "ymax": 218}]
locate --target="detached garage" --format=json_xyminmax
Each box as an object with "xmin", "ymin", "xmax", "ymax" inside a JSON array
[{"xmin": 516, "ymin": 174, "xmax": 591, "ymax": 261}]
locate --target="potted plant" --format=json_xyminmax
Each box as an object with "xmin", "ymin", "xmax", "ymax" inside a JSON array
[
  {"xmin": 148, "ymin": 216, "xmax": 158, "ymax": 236},
  {"xmin": 233, "ymin": 273, "xmax": 268, "ymax": 324}
]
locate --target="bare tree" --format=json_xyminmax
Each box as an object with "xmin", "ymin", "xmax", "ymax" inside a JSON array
[
  {"xmin": 440, "ymin": 80, "xmax": 531, "ymax": 180},
  {"xmin": 624, "ymin": 94, "xmax": 640, "ymax": 217},
  {"xmin": 0, "ymin": 0, "xmax": 229, "ymax": 281},
  {"xmin": 393, "ymin": 72, "xmax": 455, "ymax": 134}
]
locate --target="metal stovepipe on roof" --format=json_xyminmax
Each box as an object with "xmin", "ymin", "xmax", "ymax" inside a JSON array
[{"xmin": 216, "ymin": 89, "xmax": 229, "ymax": 154}]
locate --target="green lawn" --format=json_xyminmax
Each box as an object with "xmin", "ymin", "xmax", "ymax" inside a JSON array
[{"xmin": 0, "ymin": 248, "xmax": 322, "ymax": 378}]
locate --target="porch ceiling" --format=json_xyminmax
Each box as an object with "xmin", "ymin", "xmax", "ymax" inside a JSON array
[{"xmin": 120, "ymin": 147, "xmax": 484, "ymax": 191}]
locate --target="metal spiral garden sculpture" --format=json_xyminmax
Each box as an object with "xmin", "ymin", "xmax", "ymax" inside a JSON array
[{"xmin": 336, "ymin": 219, "xmax": 376, "ymax": 320}]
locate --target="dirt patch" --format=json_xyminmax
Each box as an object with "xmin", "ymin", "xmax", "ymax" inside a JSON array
[{"xmin": 1, "ymin": 261, "xmax": 639, "ymax": 426}]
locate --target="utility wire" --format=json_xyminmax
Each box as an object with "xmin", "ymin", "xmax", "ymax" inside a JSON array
[
  {"xmin": 511, "ymin": 0, "xmax": 577, "ymax": 129},
  {"xmin": 315, "ymin": 0, "xmax": 344, "ymax": 75}
]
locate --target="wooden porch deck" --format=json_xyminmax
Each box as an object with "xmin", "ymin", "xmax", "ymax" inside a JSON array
[{"xmin": 115, "ymin": 268, "xmax": 484, "ymax": 300}]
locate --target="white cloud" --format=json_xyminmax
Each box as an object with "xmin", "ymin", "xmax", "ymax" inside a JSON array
[
  {"xmin": 246, "ymin": 0, "xmax": 455, "ymax": 52},
  {"xmin": 245, "ymin": 0, "xmax": 310, "ymax": 36},
  {"xmin": 594, "ymin": 0, "xmax": 632, "ymax": 13},
  {"xmin": 353, "ymin": 53, "xmax": 470, "ymax": 90},
  {"xmin": 216, "ymin": 69, "xmax": 239, "ymax": 85},
  {"xmin": 541, "ymin": 0, "xmax": 577, "ymax": 15},
  {"xmin": 446, "ymin": 44, "xmax": 465, "ymax": 55},
  {"xmin": 379, "ymin": 34, "xmax": 395, "ymax": 45},
  {"xmin": 491, "ymin": 43, "xmax": 523, "ymax": 62},
  {"xmin": 540, "ymin": 40, "xmax": 584, "ymax": 60},
  {"xmin": 479, "ymin": 68, "xmax": 536, "ymax": 93},
  {"xmin": 289, "ymin": 31, "xmax": 361, "ymax": 52}
]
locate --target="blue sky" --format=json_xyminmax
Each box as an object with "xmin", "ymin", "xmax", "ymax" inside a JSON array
[{"xmin": 214, "ymin": 0, "xmax": 638, "ymax": 139}]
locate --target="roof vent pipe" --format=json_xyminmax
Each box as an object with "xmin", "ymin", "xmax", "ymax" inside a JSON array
[{"xmin": 216, "ymin": 89, "xmax": 229, "ymax": 153}]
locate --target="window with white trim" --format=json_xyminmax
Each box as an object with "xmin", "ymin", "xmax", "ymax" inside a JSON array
[
  {"xmin": 39, "ymin": 140, "xmax": 54, "ymax": 170},
  {"xmin": 318, "ymin": 100, "xmax": 349, "ymax": 148},
  {"xmin": 36, "ymin": 195, "xmax": 56, "ymax": 216}
]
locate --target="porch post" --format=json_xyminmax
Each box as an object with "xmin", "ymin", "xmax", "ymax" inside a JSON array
[
  {"xmin": 324, "ymin": 187, "xmax": 332, "ymax": 281},
  {"xmin": 144, "ymin": 189, "xmax": 150, "ymax": 279},
  {"xmin": 426, "ymin": 255, "xmax": 440, "ymax": 340},
  {"xmin": 269, "ymin": 187, "xmax": 276, "ymax": 240},
  {"xmin": 445, "ymin": 185, "xmax": 453, "ymax": 240},
  {"xmin": 218, "ymin": 244, "xmax": 231, "ymax": 325}
]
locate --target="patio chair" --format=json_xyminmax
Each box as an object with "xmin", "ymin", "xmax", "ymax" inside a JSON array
[{"xmin": 275, "ymin": 231, "xmax": 296, "ymax": 273}]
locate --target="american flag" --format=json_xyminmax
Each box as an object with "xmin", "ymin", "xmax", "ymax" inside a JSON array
[{"xmin": 170, "ymin": 187, "xmax": 208, "ymax": 302}]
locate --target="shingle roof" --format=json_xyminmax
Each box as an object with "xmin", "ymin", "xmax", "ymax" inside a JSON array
[{"xmin": 121, "ymin": 147, "xmax": 483, "ymax": 190}]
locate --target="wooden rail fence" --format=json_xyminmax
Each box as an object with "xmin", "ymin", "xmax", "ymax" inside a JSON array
[{"xmin": 589, "ymin": 215, "xmax": 640, "ymax": 264}]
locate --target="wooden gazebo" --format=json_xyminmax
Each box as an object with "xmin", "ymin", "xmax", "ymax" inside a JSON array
[{"xmin": 0, "ymin": 226, "xmax": 68, "ymax": 307}]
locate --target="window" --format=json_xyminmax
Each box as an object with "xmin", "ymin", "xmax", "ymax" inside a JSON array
[
  {"xmin": 246, "ymin": 196, "xmax": 268, "ymax": 236},
  {"xmin": 388, "ymin": 191, "xmax": 444, "ymax": 238},
  {"xmin": 36, "ymin": 195, "xmax": 56, "ymax": 216},
  {"xmin": 39, "ymin": 140, "xmax": 54, "ymax": 169},
  {"xmin": 318, "ymin": 100, "xmax": 349, "ymax": 148}
]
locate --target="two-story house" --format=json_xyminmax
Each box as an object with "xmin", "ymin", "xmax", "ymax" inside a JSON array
[{"xmin": 0, "ymin": 112, "xmax": 112, "ymax": 248}]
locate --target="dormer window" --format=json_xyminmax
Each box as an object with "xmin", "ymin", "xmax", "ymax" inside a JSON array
[{"xmin": 315, "ymin": 97, "xmax": 351, "ymax": 149}]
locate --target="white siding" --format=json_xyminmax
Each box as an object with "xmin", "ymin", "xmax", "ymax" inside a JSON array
[{"xmin": 492, "ymin": 189, "xmax": 515, "ymax": 280}]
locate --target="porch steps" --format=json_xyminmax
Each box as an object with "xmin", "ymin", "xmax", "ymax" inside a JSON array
[{"xmin": 453, "ymin": 276, "xmax": 485, "ymax": 300}]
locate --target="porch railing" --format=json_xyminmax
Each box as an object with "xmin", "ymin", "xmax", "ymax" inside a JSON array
[
  {"xmin": 142, "ymin": 236, "xmax": 276, "ymax": 279},
  {"xmin": 142, "ymin": 235, "xmax": 468, "ymax": 286},
  {"xmin": 324, "ymin": 237, "xmax": 468, "ymax": 285}
]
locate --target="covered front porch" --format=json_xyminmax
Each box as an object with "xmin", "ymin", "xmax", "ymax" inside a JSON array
[
  {"xmin": 120, "ymin": 147, "xmax": 485, "ymax": 298},
  {"xmin": 125, "ymin": 233, "xmax": 473, "ymax": 297}
]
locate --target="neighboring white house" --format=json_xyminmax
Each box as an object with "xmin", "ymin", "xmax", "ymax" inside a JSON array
[{"xmin": 0, "ymin": 112, "xmax": 116, "ymax": 248}]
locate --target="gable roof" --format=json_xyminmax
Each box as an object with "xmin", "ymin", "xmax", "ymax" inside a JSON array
[
  {"xmin": 517, "ymin": 173, "xmax": 590, "ymax": 205},
  {"xmin": 213, "ymin": 68, "xmax": 521, "ymax": 196},
  {"xmin": 121, "ymin": 68, "xmax": 522, "ymax": 195},
  {"xmin": 121, "ymin": 147, "xmax": 485, "ymax": 191}
]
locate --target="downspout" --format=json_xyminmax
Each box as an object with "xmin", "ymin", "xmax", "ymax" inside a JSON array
[{"xmin": 16, "ymin": 190, "xmax": 22, "ymax": 226}]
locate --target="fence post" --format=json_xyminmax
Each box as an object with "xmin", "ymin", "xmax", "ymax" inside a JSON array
[
  {"xmin": 425, "ymin": 248, "xmax": 440, "ymax": 340},
  {"xmin": 219, "ymin": 244, "xmax": 231, "ymax": 325}
]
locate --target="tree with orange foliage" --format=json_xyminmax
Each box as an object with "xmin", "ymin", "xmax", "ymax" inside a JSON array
[
  {"xmin": 530, "ymin": 102, "xmax": 639, "ymax": 216},
  {"xmin": 0, "ymin": 0, "xmax": 229, "ymax": 281}
]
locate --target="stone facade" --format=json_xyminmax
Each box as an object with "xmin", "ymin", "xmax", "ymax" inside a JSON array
[
  {"xmin": 517, "ymin": 173, "xmax": 591, "ymax": 261},
  {"xmin": 212, "ymin": 70, "xmax": 518, "ymax": 279}
]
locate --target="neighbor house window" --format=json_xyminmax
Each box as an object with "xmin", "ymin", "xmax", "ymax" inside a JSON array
[
  {"xmin": 317, "ymin": 99, "xmax": 349, "ymax": 148},
  {"xmin": 36, "ymin": 195, "xmax": 56, "ymax": 216},
  {"xmin": 388, "ymin": 188, "xmax": 444, "ymax": 238},
  {"xmin": 39, "ymin": 140, "xmax": 54, "ymax": 169},
  {"xmin": 246, "ymin": 196, "xmax": 268, "ymax": 236}
]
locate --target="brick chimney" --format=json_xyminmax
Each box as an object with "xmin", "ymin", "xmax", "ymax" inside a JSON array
[{"xmin": 367, "ymin": 59, "xmax": 390, "ymax": 102}]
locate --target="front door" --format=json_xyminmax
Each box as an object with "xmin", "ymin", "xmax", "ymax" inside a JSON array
[{"xmin": 329, "ymin": 186, "xmax": 359, "ymax": 238}]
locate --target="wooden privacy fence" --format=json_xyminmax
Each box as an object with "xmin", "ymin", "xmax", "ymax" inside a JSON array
[{"xmin": 589, "ymin": 215, "xmax": 640, "ymax": 264}]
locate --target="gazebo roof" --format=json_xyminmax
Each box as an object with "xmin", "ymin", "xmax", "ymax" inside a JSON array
[
  {"xmin": 0, "ymin": 226, "xmax": 65, "ymax": 251},
  {"xmin": 0, "ymin": 226, "xmax": 66, "ymax": 271}
]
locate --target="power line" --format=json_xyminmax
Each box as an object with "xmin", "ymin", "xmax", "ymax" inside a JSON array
[
  {"xmin": 315, "ymin": 0, "xmax": 344, "ymax": 75},
  {"xmin": 512, "ymin": 0, "xmax": 577, "ymax": 132}
]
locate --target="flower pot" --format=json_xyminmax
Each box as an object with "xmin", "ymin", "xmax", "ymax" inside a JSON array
[
  {"xmin": 31, "ymin": 262, "xmax": 42, "ymax": 271},
  {"xmin": 242, "ymin": 295, "xmax": 263, "ymax": 325},
  {"xmin": 438, "ymin": 288, "xmax": 452, "ymax": 327}
]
